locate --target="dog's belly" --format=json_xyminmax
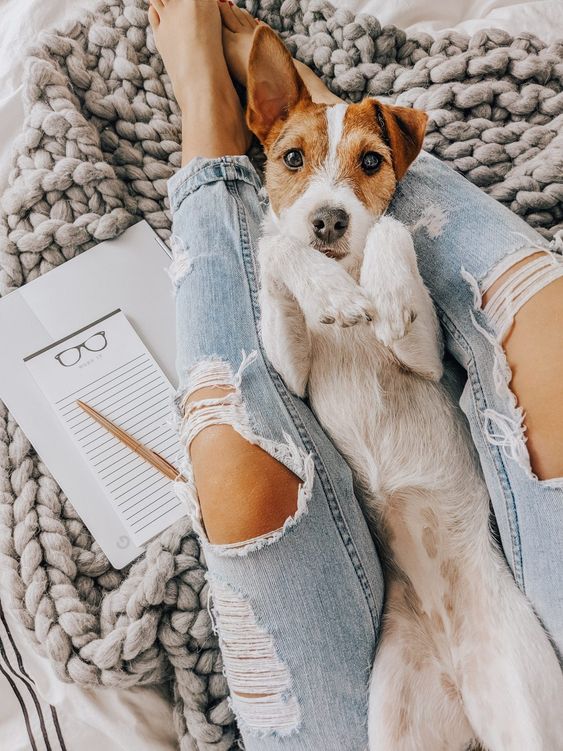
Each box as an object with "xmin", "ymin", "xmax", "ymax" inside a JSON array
[
  {"xmin": 308, "ymin": 339, "xmax": 503, "ymax": 729},
  {"xmin": 308, "ymin": 334, "xmax": 476, "ymax": 497},
  {"xmin": 307, "ymin": 335, "xmax": 491, "ymax": 606}
]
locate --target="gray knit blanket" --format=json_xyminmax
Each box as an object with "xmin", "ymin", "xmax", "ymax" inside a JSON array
[{"xmin": 0, "ymin": 0, "xmax": 561, "ymax": 748}]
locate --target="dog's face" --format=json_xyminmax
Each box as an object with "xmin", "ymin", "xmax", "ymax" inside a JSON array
[{"xmin": 246, "ymin": 26, "xmax": 428, "ymax": 268}]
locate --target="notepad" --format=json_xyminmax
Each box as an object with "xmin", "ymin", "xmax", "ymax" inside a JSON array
[
  {"xmin": 0, "ymin": 221, "xmax": 188, "ymax": 567},
  {"xmin": 24, "ymin": 309, "xmax": 185, "ymax": 547}
]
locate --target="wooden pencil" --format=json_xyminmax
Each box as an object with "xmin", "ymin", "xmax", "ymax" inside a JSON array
[{"xmin": 76, "ymin": 399, "xmax": 181, "ymax": 481}]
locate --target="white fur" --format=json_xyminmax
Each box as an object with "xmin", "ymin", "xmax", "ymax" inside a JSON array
[
  {"xmin": 326, "ymin": 103, "xmax": 347, "ymax": 175},
  {"xmin": 258, "ymin": 123, "xmax": 563, "ymax": 749}
]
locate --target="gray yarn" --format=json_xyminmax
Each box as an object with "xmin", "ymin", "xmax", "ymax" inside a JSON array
[{"xmin": 0, "ymin": 0, "xmax": 562, "ymax": 748}]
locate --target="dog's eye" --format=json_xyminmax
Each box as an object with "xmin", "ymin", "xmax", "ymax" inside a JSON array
[
  {"xmin": 283, "ymin": 150, "xmax": 304, "ymax": 170},
  {"xmin": 361, "ymin": 152, "xmax": 382, "ymax": 174}
]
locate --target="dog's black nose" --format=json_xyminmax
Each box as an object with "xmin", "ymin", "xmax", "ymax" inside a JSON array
[{"xmin": 310, "ymin": 207, "xmax": 349, "ymax": 244}]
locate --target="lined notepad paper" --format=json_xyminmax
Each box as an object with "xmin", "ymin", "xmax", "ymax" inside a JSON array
[{"xmin": 25, "ymin": 310, "xmax": 185, "ymax": 546}]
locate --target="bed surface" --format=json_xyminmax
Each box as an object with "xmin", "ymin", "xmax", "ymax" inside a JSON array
[
  {"xmin": 1, "ymin": 0, "xmax": 561, "ymax": 193},
  {"xmin": 0, "ymin": 0, "xmax": 561, "ymax": 749}
]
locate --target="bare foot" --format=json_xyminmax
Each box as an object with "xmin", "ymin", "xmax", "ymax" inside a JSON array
[
  {"xmin": 217, "ymin": 2, "xmax": 342, "ymax": 105},
  {"xmin": 149, "ymin": 0, "xmax": 252, "ymax": 163}
]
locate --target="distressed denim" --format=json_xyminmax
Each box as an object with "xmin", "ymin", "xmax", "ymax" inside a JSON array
[{"xmin": 168, "ymin": 152, "xmax": 562, "ymax": 750}]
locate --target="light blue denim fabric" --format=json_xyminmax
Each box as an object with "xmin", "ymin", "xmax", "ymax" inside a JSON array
[{"xmin": 168, "ymin": 152, "xmax": 562, "ymax": 750}]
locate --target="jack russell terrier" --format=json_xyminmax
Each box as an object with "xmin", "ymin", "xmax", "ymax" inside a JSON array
[{"xmin": 245, "ymin": 24, "xmax": 563, "ymax": 751}]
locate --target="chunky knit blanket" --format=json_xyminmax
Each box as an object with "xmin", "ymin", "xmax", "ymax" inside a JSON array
[{"xmin": 0, "ymin": 0, "xmax": 561, "ymax": 748}]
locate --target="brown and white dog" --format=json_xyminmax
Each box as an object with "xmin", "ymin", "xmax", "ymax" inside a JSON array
[{"xmin": 246, "ymin": 25, "xmax": 563, "ymax": 751}]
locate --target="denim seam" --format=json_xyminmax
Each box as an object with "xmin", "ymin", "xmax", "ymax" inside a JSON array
[
  {"xmin": 174, "ymin": 157, "xmax": 259, "ymax": 189},
  {"xmin": 226, "ymin": 178, "xmax": 381, "ymax": 640},
  {"xmin": 436, "ymin": 304, "xmax": 525, "ymax": 590},
  {"xmin": 170, "ymin": 158, "xmax": 261, "ymax": 213}
]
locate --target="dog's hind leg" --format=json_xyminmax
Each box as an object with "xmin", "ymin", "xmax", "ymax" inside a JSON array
[
  {"xmin": 360, "ymin": 216, "xmax": 443, "ymax": 381},
  {"xmin": 368, "ymin": 584, "xmax": 474, "ymax": 751},
  {"xmin": 457, "ymin": 571, "xmax": 563, "ymax": 751}
]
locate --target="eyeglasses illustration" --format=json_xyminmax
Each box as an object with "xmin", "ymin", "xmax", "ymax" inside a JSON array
[{"xmin": 54, "ymin": 331, "xmax": 108, "ymax": 367}]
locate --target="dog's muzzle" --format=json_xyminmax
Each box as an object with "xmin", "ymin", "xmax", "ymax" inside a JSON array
[{"xmin": 310, "ymin": 206, "xmax": 350, "ymax": 245}]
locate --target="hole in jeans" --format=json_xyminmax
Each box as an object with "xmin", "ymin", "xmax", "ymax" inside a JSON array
[
  {"xmin": 209, "ymin": 577, "xmax": 301, "ymax": 737},
  {"xmin": 463, "ymin": 249, "xmax": 563, "ymax": 483},
  {"xmin": 173, "ymin": 353, "xmax": 314, "ymax": 553}
]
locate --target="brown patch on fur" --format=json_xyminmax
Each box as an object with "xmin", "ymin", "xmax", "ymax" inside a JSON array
[
  {"xmin": 396, "ymin": 704, "xmax": 409, "ymax": 740},
  {"xmin": 375, "ymin": 493, "xmax": 416, "ymax": 569},
  {"xmin": 440, "ymin": 559, "xmax": 461, "ymax": 589},
  {"xmin": 394, "ymin": 683, "xmax": 412, "ymax": 741},
  {"xmin": 440, "ymin": 672, "xmax": 462, "ymax": 704},
  {"xmin": 335, "ymin": 100, "xmax": 397, "ymax": 214},
  {"xmin": 385, "ymin": 580, "xmax": 438, "ymax": 675},
  {"xmin": 422, "ymin": 525, "xmax": 439, "ymax": 558},
  {"xmin": 402, "ymin": 643, "xmax": 420, "ymax": 669},
  {"xmin": 443, "ymin": 592, "xmax": 455, "ymax": 617},
  {"xmin": 374, "ymin": 101, "xmax": 428, "ymax": 180},
  {"xmin": 440, "ymin": 561, "xmax": 465, "ymax": 642},
  {"xmin": 404, "ymin": 641, "xmax": 427, "ymax": 672},
  {"xmin": 264, "ymin": 105, "xmax": 329, "ymax": 215},
  {"xmin": 430, "ymin": 609, "xmax": 445, "ymax": 633}
]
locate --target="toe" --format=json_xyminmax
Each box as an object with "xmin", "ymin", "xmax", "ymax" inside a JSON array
[
  {"xmin": 237, "ymin": 6, "xmax": 257, "ymax": 28},
  {"xmin": 227, "ymin": 2, "xmax": 250, "ymax": 28},
  {"xmin": 148, "ymin": 4, "xmax": 160, "ymax": 27},
  {"xmin": 217, "ymin": 0, "xmax": 239, "ymax": 31}
]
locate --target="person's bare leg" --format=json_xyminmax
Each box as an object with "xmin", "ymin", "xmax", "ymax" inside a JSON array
[
  {"xmin": 148, "ymin": 0, "xmax": 252, "ymax": 165},
  {"xmin": 184, "ymin": 387, "xmax": 301, "ymax": 544},
  {"xmin": 149, "ymin": 0, "xmax": 299, "ymax": 543},
  {"xmin": 217, "ymin": 1, "xmax": 342, "ymax": 105},
  {"xmin": 483, "ymin": 253, "xmax": 563, "ymax": 481}
]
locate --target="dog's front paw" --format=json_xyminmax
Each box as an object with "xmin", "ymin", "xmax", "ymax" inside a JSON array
[
  {"xmin": 316, "ymin": 284, "xmax": 376, "ymax": 328},
  {"xmin": 372, "ymin": 294, "xmax": 417, "ymax": 345}
]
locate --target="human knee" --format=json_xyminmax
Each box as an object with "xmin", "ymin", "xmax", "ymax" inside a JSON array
[
  {"xmin": 176, "ymin": 358, "xmax": 312, "ymax": 546},
  {"xmin": 188, "ymin": 397, "xmax": 301, "ymax": 545}
]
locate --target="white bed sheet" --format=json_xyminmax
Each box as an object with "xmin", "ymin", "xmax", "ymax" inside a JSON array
[
  {"xmin": 0, "ymin": 603, "xmax": 177, "ymax": 751},
  {"xmin": 0, "ymin": 0, "xmax": 561, "ymax": 749},
  {"xmin": 341, "ymin": 0, "xmax": 562, "ymax": 42}
]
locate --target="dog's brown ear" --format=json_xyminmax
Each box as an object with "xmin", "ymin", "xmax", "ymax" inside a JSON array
[
  {"xmin": 374, "ymin": 102, "xmax": 427, "ymax": 180},
  {"xmin": 247, "ymin": 24, "xmax": 311, "ymax": 144}
]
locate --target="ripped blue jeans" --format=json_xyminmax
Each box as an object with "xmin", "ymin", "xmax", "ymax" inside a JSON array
[{"xmin": 168, "ymin": 151, "xmax": 563, "ymax": 750}]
